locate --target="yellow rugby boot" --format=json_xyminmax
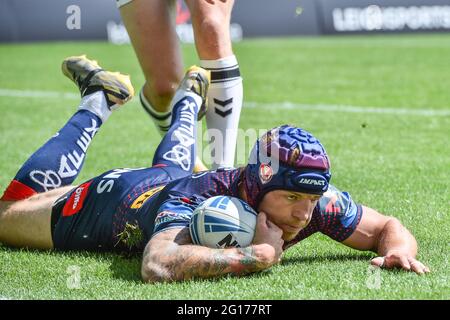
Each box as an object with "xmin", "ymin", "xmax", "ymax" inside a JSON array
[
  {"xmin": 62, "ymin": 55, "xmax": 134, "ymax": 109},
  {"xmin": 179, "ymin": 65, "xmax": 210, "ymax": 121}
]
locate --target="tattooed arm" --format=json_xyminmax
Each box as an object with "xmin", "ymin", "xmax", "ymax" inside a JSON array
[{"xmin": 141, "ymin": 212, "xmax": 284, "ymax": 283}]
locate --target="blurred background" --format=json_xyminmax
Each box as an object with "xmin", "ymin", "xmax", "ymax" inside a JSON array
[{"xmin": 1, "ymin": 0, "xmax": 450, "ymax": 43}]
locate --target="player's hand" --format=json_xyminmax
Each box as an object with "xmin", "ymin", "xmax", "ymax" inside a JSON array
[
  {"xmin": 252, "ymin": 212, "xmax": 284, "ymax": 267},
  {"xmin": 370, "ymin": 251, "xmax": 430, "ymax": 275}
]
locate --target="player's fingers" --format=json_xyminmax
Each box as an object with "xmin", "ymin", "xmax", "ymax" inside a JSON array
[
  {"xmin": 257, "ymin": 211, "xmax": 267, "ymax": 224},
  {"xmin": 370, "ymin": 257, "xmax": 385, "ymax": 268},
  {"xmin": 398, "ymin": 256, "xmax": 411, "ymax": 271},
  {"xmin": 410, "ymin": 261, "xmax": 424, "ymax": 275},
  {"xmin": 260, "ymin": 213, "xmax": 275, "ymax": 227},
  {"xmin": 266, "ymin": 219, "xmax": 283, "ymax": 235},
  {"xmin": 257, "ymin": 211, "xmax": 273, "ymax": 232},
  {"xmin": 410, "ymin": 259, "xmax": 429, "ymax": 275}
]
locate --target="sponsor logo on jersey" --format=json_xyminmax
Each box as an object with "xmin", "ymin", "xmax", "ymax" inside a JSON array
[
  {"xmin": 259, "ymin": 163, "xmax": 273, "ymax": 184},
  {"xmin": 130, "ymin": 185, "xmax": 165, "ymax": 209},
  {"xmin": 62, "ymin": 181, "xmax": 92, "ymax": 217},
  {"xmin": 154, "ymin": 211, "xmax": 191, "ymax": 229}
]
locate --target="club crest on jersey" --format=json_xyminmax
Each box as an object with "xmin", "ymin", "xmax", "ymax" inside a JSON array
[
  {"xmin": 62, "ymin": 181, "xmax": 92, "ymax": 217},
  {"xmin": 259, "ymin": 163, "xmax": 273, "ymax": 184}
]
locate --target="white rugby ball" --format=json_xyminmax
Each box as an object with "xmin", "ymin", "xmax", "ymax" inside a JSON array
[{"xmin": 189, "ymin": 196, "xmax": 257, "ymax": 248}]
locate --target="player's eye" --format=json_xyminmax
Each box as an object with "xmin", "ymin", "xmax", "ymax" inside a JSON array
[{"xmin": 287, "ymin": 195, "xmax": 298, "ymax": 201}]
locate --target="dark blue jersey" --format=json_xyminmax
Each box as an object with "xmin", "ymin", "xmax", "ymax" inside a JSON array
[
  {"xmin": 51, "ymin": 167, "xmax": 242, "ymax": 252},
  {"xmin": 52, "ymin": 166, "xmax": 179, "ymax": 251},
  {"xmin": 52, "ymin": 165, "xmax": 362, "ymax": 252}
]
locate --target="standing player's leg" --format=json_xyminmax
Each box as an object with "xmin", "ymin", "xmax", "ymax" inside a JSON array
[
  {"xmin": 118, "ymin": 0, "xmax": 182, "ymax": 122},
  {"xmin": 186, "ymin": 0, "xmax": 243, "ymax": 169},
  {"xmin": 0, "ymin": 56, "xmax": 134, "ymax": 249},
  {"xmin": 118, "ymin": 0, "xmax": 209, "ymax": 172},
  {"xmin": 152, "ymin": 66, "xmax": 210, "ymax": 174}
]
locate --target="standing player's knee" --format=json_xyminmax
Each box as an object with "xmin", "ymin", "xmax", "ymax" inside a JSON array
[{"xmin": 194, "ymin": 15, "xmax": 232, "ymax": 58}]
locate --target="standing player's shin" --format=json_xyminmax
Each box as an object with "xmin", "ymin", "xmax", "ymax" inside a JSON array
[
  {"xmin": 152, "ymin": 67, "xmax": 210, "ymax": 173},
  {"xmin": 201, "ymin": 56, "xmax": 243, "ymax": 169},
  {"xmin": 118, "ymin": 0, "xmax": 182, "ymax": 135},
  {"xmin": 186, "ymin": 0, "xmax": 242, "ymax": 169}
]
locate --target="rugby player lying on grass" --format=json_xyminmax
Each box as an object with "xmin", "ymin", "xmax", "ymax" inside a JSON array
[{"xmin": 0, "ymin": 56, "xmax": 429, "ymax": 283}]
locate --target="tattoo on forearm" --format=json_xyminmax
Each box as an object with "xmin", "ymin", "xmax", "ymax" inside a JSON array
[
  {"xmin": 237, "ymin": 247, "xmax": 258, "ymax": 266},
  {"xmin": 144, "ymin": 228, "xmax": 265, "ymax": 282},
  {"xmin": 166, "ymin": 247, "xmax": 260, "ymax": 280}
]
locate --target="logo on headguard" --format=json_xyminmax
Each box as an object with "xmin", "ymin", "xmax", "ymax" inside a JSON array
[{"xmin": 259, "ymin": 164, "xmax": 273, "ymax": 184}]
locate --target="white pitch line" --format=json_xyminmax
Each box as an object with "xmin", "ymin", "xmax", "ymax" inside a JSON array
[
  {"xmin": 0, "ymin": 88, "xmax": 449, "ymax": 117},
  {"xmin": 244, "ymin": 101, "xmax": 450, "ymax": 117},
  {"xmin": 0, "ymin": 88, "xmax": 79, "ymax": 100}
]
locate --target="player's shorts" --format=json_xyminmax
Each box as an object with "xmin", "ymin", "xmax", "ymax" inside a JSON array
[
  {"xmin": 50, "ymin": 166, "xmax": 187, "ymax": 252},
  {"xmin": 50, "ymin": 179, "xmax": 115, "ymax": 252}
]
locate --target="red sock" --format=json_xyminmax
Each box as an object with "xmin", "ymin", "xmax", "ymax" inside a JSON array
[{"xmin": 0, "ymin": 180, "xmax": 37, "ymax": 201}]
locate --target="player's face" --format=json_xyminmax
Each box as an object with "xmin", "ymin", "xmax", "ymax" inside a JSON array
[{"xmin": 258, "ymin": 190, "xmax": 320, "ymax": 241}]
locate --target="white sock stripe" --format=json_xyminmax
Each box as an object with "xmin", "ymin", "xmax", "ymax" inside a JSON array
[
  {"xmin": 200, "ymin": 55, "xmax": 239, "ymax": 70},
  {"xmin": 139, "ymin": 89, "xmax": 171, "ymax": 120},
  {"xmin": 139, "ymin": 89, "xmax": 151, "ymax": 108},
  {"xmin": 211, "ymin": 77, "xmax": 242, "ymax": 84},
  {"xmin": 0, "ymin": 88, "xmax": 448, "ymax": 117},
  {"xmin": 203, "ymin": 64, "xmax": 239, "ymax": 71}
]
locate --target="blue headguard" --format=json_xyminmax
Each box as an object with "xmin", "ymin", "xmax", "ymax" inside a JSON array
[{"xmin": 243, "ymin": 125, "xmax": 331, "ymax": 209}]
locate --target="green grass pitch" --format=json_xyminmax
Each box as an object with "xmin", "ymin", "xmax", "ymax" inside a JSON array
[{"xmin": 0, "ymin": 34, "xmax": 449, "ymax": 300}]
